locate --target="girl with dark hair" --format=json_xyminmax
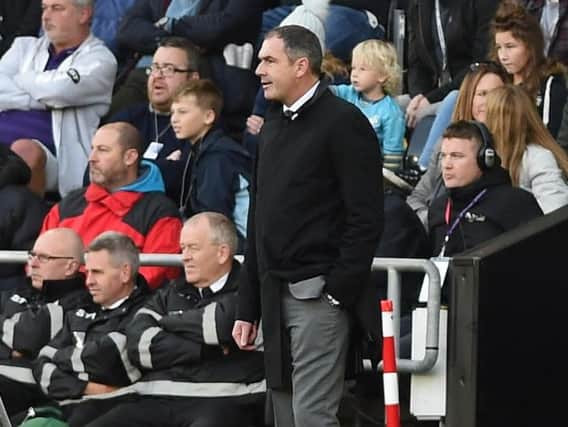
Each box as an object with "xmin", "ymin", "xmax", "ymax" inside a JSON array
[{"xmin": 490, "ymin": 0, "xmax": 568, "ymax": 138}]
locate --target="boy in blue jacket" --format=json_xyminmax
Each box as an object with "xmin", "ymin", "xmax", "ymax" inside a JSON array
[{"xmin": 171, "ymin": 79, "xmax": 252, "ymax": 253}]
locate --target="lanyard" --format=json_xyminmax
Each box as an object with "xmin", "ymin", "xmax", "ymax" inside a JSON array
[
  {"xmin": 178, "ymin": 140, "xmax": 202, "ymax": 218},
  {"xmin": 153, "ymin": 112, "xmax": 172, "ymax": 143},
  {"xmin": 440, "ymin": 189, "xmax": 487, "ymax": 257}
]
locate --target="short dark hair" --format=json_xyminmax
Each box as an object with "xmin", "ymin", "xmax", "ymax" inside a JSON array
[
  {"xmin": 443, "ymin": 120, "xmax": 486, "ymax": 149},
  {"xmin": 158, "ymin": 36, "xmax": 201, "ymax": 72},
  {"xmin": 87, "ymin": 231, "xmax": 140, "ymax": 278},
  {"xmin": 266, "ymin": 25, "xmax": 322, "ymax": 75},
  {"xmin": 173, "ymin": 79, "xmax": 224, "ymax": 122}
]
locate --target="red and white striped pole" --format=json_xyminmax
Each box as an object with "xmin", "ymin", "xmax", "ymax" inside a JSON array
[{"xmin": 381, "ymin": 299, "xmax": 401, "ymax": 427}]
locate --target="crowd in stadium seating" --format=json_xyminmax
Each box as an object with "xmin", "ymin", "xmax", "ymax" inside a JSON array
[{"xmin": 0, "ymin": 0, "xmax": 568, "ymax": 425}]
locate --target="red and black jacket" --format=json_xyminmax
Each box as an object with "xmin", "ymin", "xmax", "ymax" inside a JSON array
[{"xmin": 41, "ymin": 184, "xmax": 182, "ymax": 289}]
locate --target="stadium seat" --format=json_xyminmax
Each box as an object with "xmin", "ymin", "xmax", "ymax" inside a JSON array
[{"xmin": 404, "ymin": 114, "xmax": 435, "ymax": 170}]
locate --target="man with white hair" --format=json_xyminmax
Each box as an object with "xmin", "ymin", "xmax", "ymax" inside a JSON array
[{"xmin": 0, "ymin": 0, "xmax": 117, "ymax": 197}]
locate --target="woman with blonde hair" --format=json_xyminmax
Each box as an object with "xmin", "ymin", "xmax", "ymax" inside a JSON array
[
  {"xmin": 485, "ymin": 84, "xmax": 568, "ymax": 213},
  {"xmin": 416, "ymin": 61, "xmax": 511, "ymax": 170},
  {"xmin": 450, "ymin": 62, "xmax": 510, "ymax": 123}
]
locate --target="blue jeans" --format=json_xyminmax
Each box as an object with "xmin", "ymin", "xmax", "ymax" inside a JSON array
[
  {"xmin": 418, "ymin": 90, "xmax": 459, "ymax": 169},
  {"xmin": 259, "ymin": 5, "xmax": 385, "ymax": 62}
]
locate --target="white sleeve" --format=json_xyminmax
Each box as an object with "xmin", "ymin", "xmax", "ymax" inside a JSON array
[
  {"xmin": 0, "ymin": 37, "xmax": 46, "ymax": 111},
  {"xmin": 523, "ymin": 145, "xmax": 568, "ymax": 214},
  {"xmin": 13, "ymin": 40, "xmax": 117, "ymax": 109}
]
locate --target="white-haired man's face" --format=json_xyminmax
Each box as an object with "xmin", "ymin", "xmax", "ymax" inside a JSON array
[{"xmin": 42, "ymin": 0, "xmax": 91, "ymax": 52}]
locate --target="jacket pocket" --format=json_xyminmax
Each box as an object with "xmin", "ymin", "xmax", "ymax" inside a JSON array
[{"xmin": 288, "ymin": 275, "xmax": 325, "ymax": 300}]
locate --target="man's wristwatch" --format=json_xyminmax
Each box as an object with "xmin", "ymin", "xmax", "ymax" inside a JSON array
[{"xmin": 323, "ymin": 292, "xmax": 341, "ymax": 308}]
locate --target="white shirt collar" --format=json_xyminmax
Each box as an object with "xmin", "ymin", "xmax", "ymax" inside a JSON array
[
  {"xmin": 198, "ymin": 272, "xmax": 229, "ymax": 296},
  {"xmin": 283, "ymin": 80, "xmax": 321, "ymax": 117},
  {"xmin": 102, "ymin": 295, "xmax": 129, "ymax": 310}
]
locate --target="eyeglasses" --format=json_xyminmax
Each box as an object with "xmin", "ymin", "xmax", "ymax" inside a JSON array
[
  {"xmin": 28, "ymin": 251, "xmax": 74, "ymax": 264},
  {"xmin": 145, "ymin": 63, "xmax": 193, "ymax": 77}
]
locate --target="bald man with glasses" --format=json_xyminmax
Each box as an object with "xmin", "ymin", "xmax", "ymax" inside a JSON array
[{"xmin": 0, "ymin": 227, "xmax": 92, "ymax": 417}]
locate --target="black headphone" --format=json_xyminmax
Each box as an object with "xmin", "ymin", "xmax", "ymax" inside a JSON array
[{"xmin": 469, "ymin": 120, "xmax": 500, "ymax": 170}]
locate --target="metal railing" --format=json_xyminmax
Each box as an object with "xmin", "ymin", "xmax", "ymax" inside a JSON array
[
  {"xmin": 0, "ymin": 251, "xmax": 441, "ymax": 374},
  {"xmin": 376, "ymin": 257, "xmax": 441, "ymax": 374},
  {"xmin": 390, "ymin": 7, "xmax": 407, "ymax": 93}
]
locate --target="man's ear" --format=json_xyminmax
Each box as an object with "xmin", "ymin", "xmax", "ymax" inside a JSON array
[
  {"xmin": 120, "ymin": 263, "xmax": 132, "ymax": 284},
  {"xmin": 216, "ymin": 243, "xmax": 231, "ymax": 265},
  {"xmin": 79, "ymin": 5, "xmax": 94, "ymax": 26},
  {"xmin": 65, "ymin": 259, "xmax": 80, "ymax": 277},
  {"xmin": 295, "ymin": 57, "xmax": 310, "ymax": 78},
  {"xmin": 124, "ymin": 148, "xmax": 139, "ymax": 167}
]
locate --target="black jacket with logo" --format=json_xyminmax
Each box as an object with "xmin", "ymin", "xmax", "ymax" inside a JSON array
[
  {"xmin": 428, "ymin": 166, "xmax": 543, "ymax": 257},
  {"xmin": 33, "ymin": 276, "xmax": 149, "ymax": 401},
  {"xmin": 127, "ymin": 261, "xmax": 265, "ymax": 399}
]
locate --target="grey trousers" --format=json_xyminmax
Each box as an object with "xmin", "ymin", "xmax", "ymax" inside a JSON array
[{"xmin": 272, "ymin": 285, "xmax": 350, "ymax": 427}]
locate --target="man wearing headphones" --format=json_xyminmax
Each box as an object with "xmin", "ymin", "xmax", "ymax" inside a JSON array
[{"xmin": 427, "ymin": 120, "xmax": 543, "ymax": 260}]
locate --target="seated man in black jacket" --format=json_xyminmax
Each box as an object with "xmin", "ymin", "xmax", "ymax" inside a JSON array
[
  {"xmin": 428, "ymin": 120, "xmax": 543, "ymax": 259},
  {"xmin": 84, "ymin": 212, "xmax": 265, "ymax": 427},
  {"xmin": 427, "ymin": 120, "xmax": 544, "ymax": 299},
  {"xmin": 0, "ymin": 227, "xmax": 90, "ymax": 416},
  {"xmin": 29, "ymin": 231, "xmax": 149, "ymax": 427}
]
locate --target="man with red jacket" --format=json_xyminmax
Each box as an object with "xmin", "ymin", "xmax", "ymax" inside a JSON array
[{"xmin": 41, "ymin": 121, "xmax": 182, "ymax": 289}]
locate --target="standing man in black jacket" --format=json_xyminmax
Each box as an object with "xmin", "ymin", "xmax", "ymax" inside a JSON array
[{"xmin": 233, "ymin": 25, "xmax": 383, "ymax": 427}]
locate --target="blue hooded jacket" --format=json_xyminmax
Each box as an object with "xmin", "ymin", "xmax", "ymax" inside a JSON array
[{"xmin": 120, "ymin": 160, "xmax": 166, "ymax": 193}]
